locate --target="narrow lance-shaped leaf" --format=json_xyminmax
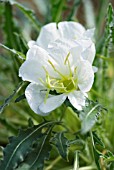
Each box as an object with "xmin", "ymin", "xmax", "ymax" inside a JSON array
[
  {"xmin": 90, "ymin": 132, "xmax": 102, "ymax": 170},
  {"xmin": 0, "ymin": 121, "xmax": 59, "ymax": 170},
  {"xmin": 93, "ymin": 131, "xmax": 105, "ymax": 148},
  {"xmin": 8, "ymin": 0, "xmax": 41, "ymax": 31},
  {"xmin": 0, "ymin": 43, "xmax": 26, "ymax": 60},
  {"xmin": 15, "ymin": 94, "xmax": 26, "ymax": 103},
  {"xmin": 0, "ymin": 82, "xmax": 23, "ymax": 114}
]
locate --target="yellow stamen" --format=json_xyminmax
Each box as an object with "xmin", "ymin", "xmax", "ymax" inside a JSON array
[
  {"xmin": 64, "ymin": 52, "xmax": 70, "ymax": 65},
  {"xmin": 48, "ymin": 60, "xmax": 65, "ymax": 78}
]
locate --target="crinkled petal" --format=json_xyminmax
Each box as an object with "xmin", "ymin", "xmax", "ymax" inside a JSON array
[
  {"xmin": 19, "ymin": 59, "xmax": 46, "ymax": 83},
  {"xmin": 28, "ymin": 40, "xmax": 38, "ymax": 48},
  {"xmin": 81, "ymin": 42, "xmax": 96, "ymax": 64},
  {"xmin": 19, "ymin": 45, "xmax": 59, "ymax": 83},
  {"xmin": 36, "ymin": 23, "xmax": 59, "ymax": 49},
  {"xmin": 39, "ymin": 94, "xmax": 67, "ymax": 113},
  {"xmin": 19, "ymin": 45, "xmax": 51, "ymax": 83},
  {"xmin": 25, "ymin": 83, "xmax": 49, "ymax": 116},
  {"xmin": 68, "ymin": 91, "xmax": 86, "ymax": 110},
  {"xmin": 48, "ymin": 39, "xmax": 77, "ymax": 75},
  {"xmin": 58, "ymin": 21, "xmax": 85, "ymax": 40},
  {"xmin": 83, "ymin": 28, "xmax": 95, "ymax": 39},
  {"xmin": 69, "ymin": 45, "xmax": 83, "ymax": 67},
  {"xmin": 26, "ymin": 45, "xmax": 50, "ymax": 61},
  {"xmin": 77, "ymin": 60, "xmax": 94, "ymax": 92},
  {"xmin": 48, "ymin": 38, "xmax": 77, "ymax": 62}
]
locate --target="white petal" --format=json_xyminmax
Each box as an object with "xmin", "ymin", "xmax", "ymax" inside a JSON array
[
  {"xmin": 81, "ymin": 42, "xmax": 96, "ymax": 64},
  {"xmin": 19, "ymin": 59, "xmax": 45, "ymax": 83},
  {"xmin": 48, "ymin": 39, "xmax": 77, "ymax": 75},
  {"xmin": 36, "ymin": 23, "xmax": 59, "ymax": 49},
  {"xmin": 69, "ymin": 45, "xmax": 83, "ymax": 67},
  {"xmin": 28, "ymin": 40, "xmax": 38, "ymax": 48},
  {"xmin": 48, "ymin": 38, "xmax": 76, "ymax": 62},
  {"xmin": 39, "ymin": 94, "xmax": 67, "ymax": 113},
  {"xmin": 26, "ymin": 45, "xmax": 50, "ymax": 61},
  {"xmin": 68, "ymin": 91, "xmax": 86, "ymax": 110},
  {"xmin": 19, "ymin": 45, "xmax": 58, "ymax": 83},
  {"xmin": 58, "ymin": 21, "xmax": 85, "ymax": 40},
  {"xmin": 77, "ymin": 60, "xmax": 94, "ymax": 92},
  {"xmin": 25, "ymin": 83, "xmax": 49, "ymax": 116},
  {"xmin": 83, "ymin": 28, "xmax": 95, "ymax": 39}
]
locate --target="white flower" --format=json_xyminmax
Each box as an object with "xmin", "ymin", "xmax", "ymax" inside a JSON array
[
  {"xmin": 19, "ymin": 39, "xmax": 94, "ymax": 116},
  {"xmin": 28, "ymin": 21, "xmax": 96, "ymax": 65}
]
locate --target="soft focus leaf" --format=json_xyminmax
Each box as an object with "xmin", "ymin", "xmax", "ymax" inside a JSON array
[
  {"xmin": 9, "ymin": 0, "xmax": 41, "ymax": 31},
  {"xmin": 0, "ymin": 121, "xmax": 58, "ymax": 170},
  {"xmin": 15, "ymin": 94, "xmax": 26, "ymax": 103},
  {"xmin": 0, "ymin": 44, "xmax": 26, "ymax": 60},
  {"xmin": 90, "ymin": 132, "xmax": 102, "ymax": 170},
  {"xmin": 52, "ymin": 132, "xmax": 69, "ymax": 160},
  {"xmin": 79, "ymin": 100, "xmax": 104, "ymax": 134},
  {"xmin": 17, "ymin": 126, "xmax": 53, "ymax": 170},
  {"xmin": 93, "ymin": 131, "xmax": 105, "ymax": 148},
  {"xmin": 0, "ymin": 82, "xmax": 23, "ymax": 114}
]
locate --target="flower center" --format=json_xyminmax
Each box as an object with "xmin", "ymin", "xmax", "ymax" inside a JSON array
[
  {"xmin": 39, "ymin": 52, "xmax": 78, "ymax": 97},
  {"xmin": 48, "ymin": 75, "xmax": 78, "ymax": 93}
]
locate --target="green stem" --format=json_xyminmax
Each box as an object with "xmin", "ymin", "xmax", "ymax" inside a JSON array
[
  {"xmin": 96, "ymin": 54, "xmax": 114, "ymax": 61},
  {"xmin": 79, "ymin": 153, "xmax": 91, "ymax": 164},
  {"xmin": 73, "ymin": 151, "xmax": 79, "ymax": 170},
  {"xmin": 45, "ymin": 156, "xmax": 61, "ymax": 170},
  {"xmin": 90, "ymin": 131, "xmax": 95, "ymax": 160},
  {"xmin": 79, "ymin": 165, "xmax": 97, "ymax": 170}
]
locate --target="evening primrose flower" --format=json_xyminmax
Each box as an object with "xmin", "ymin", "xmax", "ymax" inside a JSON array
[
  {"xmin": 19, "ymin": 41, "xmax": 94, "ymax": 116},
  {"xmin": 28, "ymin": 21, "xmax": 95, "ymax": 65}
]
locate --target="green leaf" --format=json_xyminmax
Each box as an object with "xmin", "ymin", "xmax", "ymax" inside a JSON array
[
  {"xmin": 83, "ymin": 0, "xmax": 95, "ymax": 28},
  {"xmin": 90, "ymin": 132, "xmax": 102, "ymax": 170},
  {"xmin": 15, "ymin": 94, "xmax": 25, "ymax": 103},
  {"xmin": 50, "ymin": 0, "xmax": 66, "ymax": 22},
  {"xmin": 79, "ymin": 100, "xmax": 104, "ymax": 134},
  {"xmin": 0, "ymin": 117, "xmax": 18, "ymax": 135},
  {"xmin": 67, "ymin": 0, "xmax": 81, "ymax": 21},
  {"xmin": 0, "ymin": 43, "xmax": 26, "ymax": 60},
  {"xmin": 92, "ymin": 131, "xmax": 105, "ymax": 148},
  {"xmin": 3, "ymin": 2, "xmax": 20, "ymax": 50},
  {"xmin": 0, "ymin": 82, "xmax": 23, "ymax": 114},
  {"xmin": 8, "ymin": 0, "xmax": 41, "ymax": 31},
  {"xmin": 63, "ymin": 107, "xmax": 81, "ymax": 133},
  {"xmin": 17, "ymin": 126, "xmax": 53, "ymax": 170},
  {"xmin": 103, "ymin": 150, "xmax": 114, "ymax": 163},
  {"xmin": 68, "ymin": 138, "xmax": 85, "ymax": 151},
  {"xmin": 0, "ymin": 121, "xmax": 58, "ymax": 170},
  {"xmin": 103, "ymin": 3, "xmax": 114, "ymax": 55},
  {"xmin": 52, "ymin": 132, "xmax": 69, "ymax": 161}
]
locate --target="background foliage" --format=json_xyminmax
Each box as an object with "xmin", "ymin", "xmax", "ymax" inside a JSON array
[{"xmin": 0, "ymin": 0, "xmax": 114, "ymax": 169}]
